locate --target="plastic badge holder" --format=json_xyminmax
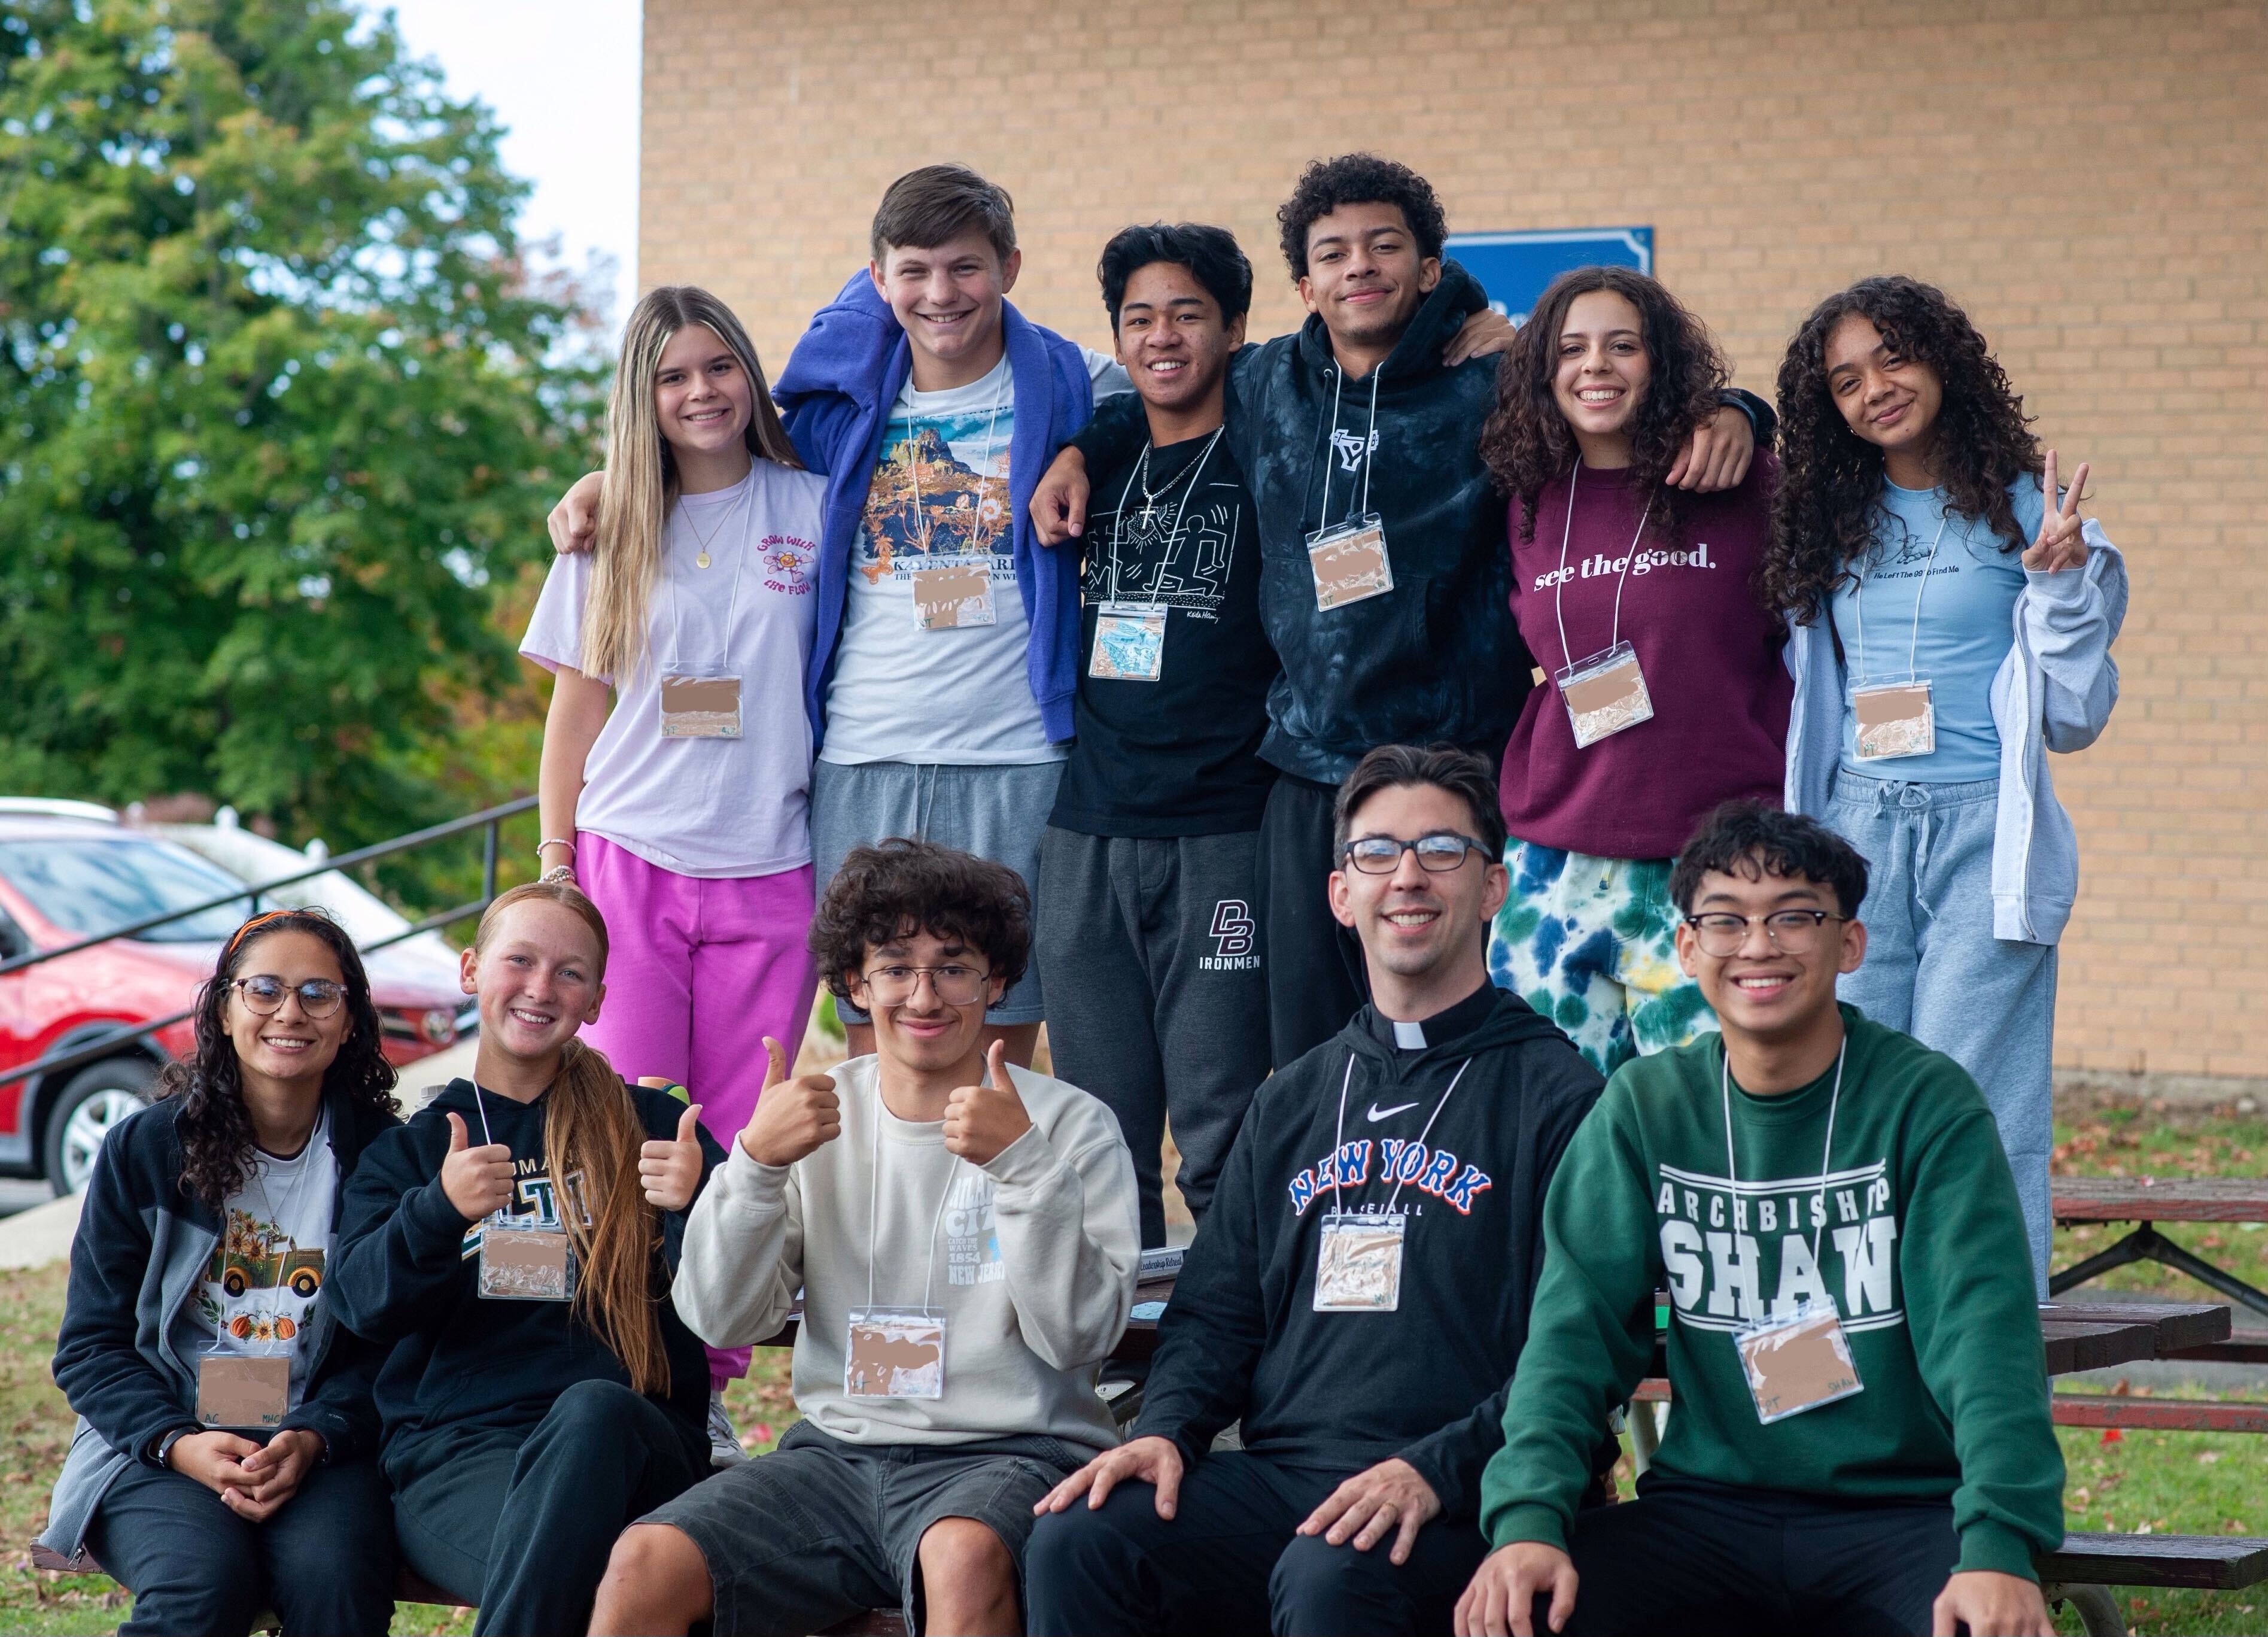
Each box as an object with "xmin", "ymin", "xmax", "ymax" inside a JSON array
[
  {"xmin": 1305, "ymin": 514, "xmax": 1393, "ymax": 612},
  {"xmin": 479, "ymin": 1221, "xmax": 575, "ymax": 1302},
  {"xmin": 1312, "ymin": 1211, "xmax": 1407, "ymax": 1313},
  {"xmin": 1089, "ymin": 603, "xmax": 1166, "ymax": 681},
  {"xmin": 844, "ymin": 1306, "xmax": 945, "ymax": 1399},
  {"xmin": 197, "ymin": 1351, "xmax": 290, "ymax": 1430},
  {"xmin": 911, "ymin": 560, "xmax": 995, "ymax": 630},
  {"xmin": 1554, "ymin": 640, "xmax": 1653, "ymax": 748},
  {"xmin": 658, "ymin": 664, "xmax": 742, "ymax": 739},
  {"xmin": 1734, "ymin": 1296, "xmax": 1864, "ymax": 1424},
  {"xmin": 1851, "ymin": 678, "xmax": 1935, "ymax": 761}
]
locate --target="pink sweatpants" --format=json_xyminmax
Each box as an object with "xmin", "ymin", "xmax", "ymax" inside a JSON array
[{"xmin": 576, "ymin": 833, "xmax": 819, "ymax": 1387}]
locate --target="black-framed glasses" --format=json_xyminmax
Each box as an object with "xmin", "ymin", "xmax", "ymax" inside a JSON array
[
  {"xmin": 1340, "ymin": 833, "xmax": 1491, "ymax": 875},
  {"xmin": 232, "ymin": 974, "xmax": 348, "ymax": 1019},
  {"xmin": 856, "ymin": 962, "xmax": 992, "ymax": 1007},
  {"xmin": 1682, "ymin": 910, "xmax": 1847, "ymax": 958}
]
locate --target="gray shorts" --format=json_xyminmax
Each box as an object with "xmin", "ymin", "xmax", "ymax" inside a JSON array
[
  {"xmin": 642, "ymin": 1419, "xmax": 1086, "ymax": 1637},
  {"xmin": 811, "ymin": 758, "xmax": 1065, "ymax": 1025}
]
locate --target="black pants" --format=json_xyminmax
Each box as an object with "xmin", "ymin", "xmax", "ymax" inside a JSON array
[
  {"xmin": 1255, "ymin": 775, "xmax": 1367, "ymax": 1070},
  {"xmin": 1036, "ymin": 826, "xmax": 1273, "ymax": 1245},
  {"xmin": 1557, "ymin": 1475, "xmax": 1961, "ymax": 1636},
  {"xmin": 84, "ymin": 1453, "xmax": 395, "ymax": 1637},
  {"xmin": 1025, "ymin": 1449, "xmax": 1490, "ymax": 1636},
  {"xmin": 388, "ymin": 1378, "xmax": 708, "ymax": 1637}
]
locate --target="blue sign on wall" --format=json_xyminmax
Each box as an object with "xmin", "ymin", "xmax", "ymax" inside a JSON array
[{"xmin": 1443, "ymin": 227, "xmax": 1654, "ymax": 327}]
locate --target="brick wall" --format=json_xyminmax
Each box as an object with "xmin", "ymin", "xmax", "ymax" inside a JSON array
[{"xmin": 640, "ymin": 0, "xmax": 2268, "ymax": 1085}]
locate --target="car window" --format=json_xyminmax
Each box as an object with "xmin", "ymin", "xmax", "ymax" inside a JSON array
[{"xmin": 0, "ymin": 838, "xmax": 253, "ymax": 943}]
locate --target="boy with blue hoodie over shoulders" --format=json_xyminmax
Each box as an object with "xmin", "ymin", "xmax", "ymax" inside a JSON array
[{"xmin": 554, "ymin": 163, "xmax": 1124, "ymax": 1071}]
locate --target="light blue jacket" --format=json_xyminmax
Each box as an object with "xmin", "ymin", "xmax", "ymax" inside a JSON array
[{"xmin": 1784, "ymin": 520, "xmax": 2127, "ymax": 944}]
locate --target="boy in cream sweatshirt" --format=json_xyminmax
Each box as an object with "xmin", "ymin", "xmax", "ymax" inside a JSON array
[{"xmin": 589, "ymin": 839, "xmax": 1140, "ymax": 1637}]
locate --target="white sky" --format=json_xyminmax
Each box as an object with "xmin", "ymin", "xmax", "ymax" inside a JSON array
[{"xmin": 378, "ymin": 0, "xmax": 643, "ymax": 332}]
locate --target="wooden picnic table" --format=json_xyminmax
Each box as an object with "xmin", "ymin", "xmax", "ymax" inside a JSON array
[{"xmin": 2051, "ymin": 1176, "xmax": 2268, "ymax": 1321}]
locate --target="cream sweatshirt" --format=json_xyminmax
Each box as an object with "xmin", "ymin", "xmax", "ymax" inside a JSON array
[{"xmin": 673, "ymin": 1055, "xmax": 1140, "ymax": 1452}]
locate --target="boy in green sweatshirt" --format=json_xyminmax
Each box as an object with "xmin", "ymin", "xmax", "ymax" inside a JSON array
[{"xmin": 1457, "ymin": 802, "xmax": 2062, "ymax": 1637}]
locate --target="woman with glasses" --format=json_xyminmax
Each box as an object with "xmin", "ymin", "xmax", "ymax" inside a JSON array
[
  {"xmin": 1476, "ymin": 268, "xmax": 1790, "ymax": 1078},
  {"xmin": 42, "ymin": 909, "xmax": 402, "ymax": 1636}
]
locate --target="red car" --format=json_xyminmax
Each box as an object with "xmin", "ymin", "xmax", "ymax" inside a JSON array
[{"xmin": 0, "ymin": 812, "xmax": 466, "ymax": 1193}]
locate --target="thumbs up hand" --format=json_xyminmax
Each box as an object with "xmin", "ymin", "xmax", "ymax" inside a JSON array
[
  {"xmin": 943, "ymin": 1040, "xmax": 1032, "ymax": 1166},
  {"xmin": 640, "ymin": 1103, "xmax": 708, "ymax": 1211},
  {"xmin": 738, "ymin": 1035, "xmax": 841, "ymax": 1167},
  {"xmin": 440, "ymin": 1110, "xmax": 516, "ymax": 1222}
]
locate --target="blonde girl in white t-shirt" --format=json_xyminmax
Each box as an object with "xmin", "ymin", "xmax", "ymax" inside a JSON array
[{"xmin": 519, "ymin": 286, "xmax": 826, "ymax": 1456}]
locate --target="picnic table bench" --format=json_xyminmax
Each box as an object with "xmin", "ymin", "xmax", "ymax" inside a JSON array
[{"xmin": 2051, "ymin": 1176, "xmax": 2268, "ymax": 1322}]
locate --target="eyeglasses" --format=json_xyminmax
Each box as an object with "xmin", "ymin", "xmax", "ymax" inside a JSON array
[
  {"xmin": 1340, "ymin": 833, "xmax": 1490, "ymax": 875},
  {"xmin": 856, "ymin": 963, "xmax": 992, "ymax": 1007},
  {"xmin": 232, "ymin": 975, "xmax": 348, "ymax": 1019},
  {"xmin": 1682, "ymin": 910, "xmax": 1847, "ymax": 959}
]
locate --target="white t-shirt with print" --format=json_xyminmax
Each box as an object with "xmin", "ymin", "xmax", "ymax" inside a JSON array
[
  {"xmin": 819, "ymin": 349, "xmax": 1129, "ymax": 766},
  {"xmin": 522, "ymin": 460, "xmax": 826, "ymax": 876},
  {"xmin": 180, "ymin": 1110, "xmax": 339, "ymax": 1412}
]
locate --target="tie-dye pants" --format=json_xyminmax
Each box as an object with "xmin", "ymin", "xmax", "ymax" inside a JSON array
[{"xmin": 1486, "ymin": 838, "xmax": 1717, "ymax": 1079}]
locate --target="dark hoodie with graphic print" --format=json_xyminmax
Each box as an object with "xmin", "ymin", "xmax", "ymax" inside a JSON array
[
  {"xmin": 1130, "ymin": 983, "xmax": 1603, "ymax": 1522},
  {"xmin": 1075, "ymin": 262, "xmax": 1522, "ymax": 786}
]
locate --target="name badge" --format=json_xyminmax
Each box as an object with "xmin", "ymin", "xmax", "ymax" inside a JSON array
[
  {"xmin": 1553, "ymin": 640, "xmax": 1654, "ymax": 748},
  {"xmin": 1734, "ymin": 1296, "xmax": 1864, "ymax": 1423},
  {"xmin": 479, "ymin": 1221, "xmax": 575, "ymax": 1302},
  {"xmin": 1312, "ymin": 1211, "xmax": 1406, "ymax": 1313},
  {"xmin": 845, "ymin": 1306, "xmax": 945, "ymax": 1399},
  {"xmin": 1306, "ymin": 514, "xmax": 1393, "ymax": 612},
  {"xmin": 1089, "ymin": 603, "xmax": 1166, "ymax": 681},
  {"xmin": 912, "ymin": 560, "xmax": 996, "ymax": 630},
  {"xmin": 1852, "ymin": 678, "xmax": 1935, "ymax": 761},
  {"xmin": 659, "ymin": 670, "xmax": 741, "ymax": 739},
  {"xmin": 197, "ymin": 1352, "xmax": 289, "ymax": 1430}
]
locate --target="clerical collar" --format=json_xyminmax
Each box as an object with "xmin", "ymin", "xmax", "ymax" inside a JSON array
[{"xmin": 1368, "ymin": 982, "xmax": 1498, "ymax": 1053}]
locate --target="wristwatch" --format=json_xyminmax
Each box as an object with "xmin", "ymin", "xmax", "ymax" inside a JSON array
[{"xmin": 153, "ymin": 1425, "xmax": 199, "ymax": 1468}]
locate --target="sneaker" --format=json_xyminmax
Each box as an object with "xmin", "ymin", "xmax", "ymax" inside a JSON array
[{"xmin": 707, "ymin": 1390, "xmax": 749, "ymax": 1467}]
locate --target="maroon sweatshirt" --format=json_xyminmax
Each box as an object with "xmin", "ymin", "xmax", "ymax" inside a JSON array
[{"xmin": 1498, "ymin": 453, "xmax": 1790, "ymax": 861}]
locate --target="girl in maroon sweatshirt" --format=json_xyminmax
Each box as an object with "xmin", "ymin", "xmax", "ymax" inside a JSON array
[{"xmin": 1476, "ymin": 268, "xmax": 1789, "ymax": 1076}]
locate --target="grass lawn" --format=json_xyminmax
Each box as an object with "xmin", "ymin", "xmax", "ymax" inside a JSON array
[{"xmin": 1, "ymin": 1094, "xmax": 2258, "ymax": 1634}]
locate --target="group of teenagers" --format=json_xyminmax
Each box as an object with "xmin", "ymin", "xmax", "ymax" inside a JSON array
[{"xmin": 42, "ymin": 150, "xmax": 2124, "ymax": 1637}]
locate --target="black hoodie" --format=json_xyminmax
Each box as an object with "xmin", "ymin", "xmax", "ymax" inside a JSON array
[
  {"xmin": 1078, "ymin": 263, "xmax": 1519, "ymax": 785},
  {"xmin": 1130, "ymin": 983, "xmax": 1603, "ymax": 1522},
  {"xmin": 327, "ymin": 1078, "xmax": 723, "ymax": 1480}
]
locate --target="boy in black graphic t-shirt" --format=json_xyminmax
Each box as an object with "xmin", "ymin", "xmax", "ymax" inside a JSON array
[{"xmin": 1035, "ymin": 223, "xmax": 1279, "ymax": 1247}]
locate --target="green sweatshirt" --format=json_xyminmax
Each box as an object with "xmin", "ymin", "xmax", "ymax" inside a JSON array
[{"xmin": 1479, "ymin": 1006, "xmax": 2063, "ymax": 1580}]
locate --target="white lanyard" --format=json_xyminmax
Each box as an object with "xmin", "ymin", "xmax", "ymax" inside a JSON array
[
  {"xmin": 1316, "ymin": 368, "xmax": 1383, "ymax": 532},
  {"xmin": 665, "ymin": 475, "xmax": 755, "ymax": 666},
  {"xmin": 1328, "ymin": 1050, "xmax": 1473, "ymax": 1214},
  {"xmin": 1850, "ymin": 509, "xmax": 1948, "ymax": 685},
  {"xmin": 1106, "ymin": 426, "xmax": 1224, "ymax": 600},
  {"xmin": 1721, "ymin": 1038, "xmax": 1846, "ymax": 1268},
  {"xmin": 218, "ymin": 1113, "xmax": 324, "ymax": 1317},
  {"xmin": 904, "ymin": 366, "xmax": 1011, "ymax": 556},
  {"xmin": 866, "ymin": 1087, "xmax": 960, "ymax": 1316},
  {"xmin": 1552, "ymin": 458, "xmax": 1654, "ymax": 672}
]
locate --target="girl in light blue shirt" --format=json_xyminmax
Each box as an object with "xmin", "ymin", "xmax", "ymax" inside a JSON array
[{"xmin": 1764, "ymin": 275, "xmax": 2127, "ymax": 1287}]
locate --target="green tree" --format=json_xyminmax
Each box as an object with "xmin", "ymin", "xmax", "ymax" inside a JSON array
[{"xmin": 0, "ymin": 0, "xmax": 600, "ymax": 885}]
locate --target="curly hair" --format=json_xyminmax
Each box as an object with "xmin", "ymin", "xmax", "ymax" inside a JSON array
[
  {"xmin": 162, "ymin": 909, "xmax": 398, "ymax": 1213},
  {"xmin": 1764, "ymin": 275, "xmax": 2041, "ymax": 624},
  {"xmin": 1670, "ymin": 799, "xmax": 1870, "ymax": 920},
  {"xmin": 810, "ymin": 838, "xmax": 1032, "ymax": 1001},
  {"xmin": 1477, "ymin": 266, "xmax": 1730, "ymax": 546},
  {"xmin": 1275, "ymin": 153, "xmax": 1448, "ymax": 280}
]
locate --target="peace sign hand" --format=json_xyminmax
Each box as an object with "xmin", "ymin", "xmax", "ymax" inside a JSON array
[{"xmin": 2023, "ymin": 449, "xmax": 2091, "ymax": 573}]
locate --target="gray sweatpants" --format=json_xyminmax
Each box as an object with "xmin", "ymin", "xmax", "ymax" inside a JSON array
[
  {"xmin": 1829, "ymin": 772, "xmax": 2056, "ymax": 1292},
  {"xmin": 1035, "ymin": 827, "xmax": 1272, "ymax": 1247}
]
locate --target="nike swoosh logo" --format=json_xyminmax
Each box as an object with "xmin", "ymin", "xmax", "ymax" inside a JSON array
[{"xmin": 1366, "ymin": 1101, "xmax": 1420, "ymax": 1123}]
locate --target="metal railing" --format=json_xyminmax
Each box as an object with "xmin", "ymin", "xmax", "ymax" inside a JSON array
[{"xmin": 0, "ymin": 794, "xmax": 537, "ymax": 1093}]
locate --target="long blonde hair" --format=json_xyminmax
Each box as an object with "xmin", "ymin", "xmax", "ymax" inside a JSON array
[
  {"xmin": 582, "ymin": 286, "xmax": 800, "ymax": 681},
  {"xmin": 472, "ymin": 880, "xmax": 672, "ymax": 1396}
]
